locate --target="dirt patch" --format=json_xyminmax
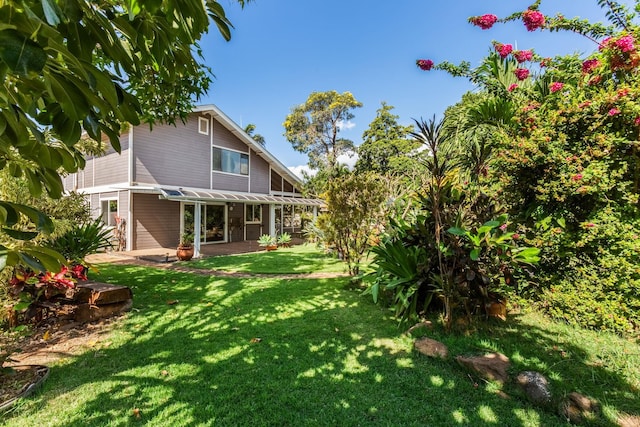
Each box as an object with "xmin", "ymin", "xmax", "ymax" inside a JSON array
[{"xmin": 3, "ymin": 318, "xmax": 120, "ymax": 367}]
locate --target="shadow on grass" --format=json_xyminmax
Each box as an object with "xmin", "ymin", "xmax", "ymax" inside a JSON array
[{"xmin": 4, "ymin": 264, "xmax": 638, "ymax": 426}]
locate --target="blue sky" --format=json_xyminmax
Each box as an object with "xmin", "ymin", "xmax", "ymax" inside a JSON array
[{"xmin": 199, "ymin": 1, "xmax": 629, "ymax": 176}]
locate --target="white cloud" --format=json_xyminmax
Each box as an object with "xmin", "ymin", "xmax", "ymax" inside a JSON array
[
  {"xmin": 337, "ymin": 119, "xmax": 356, "ymax": 130},
  {"xmin": 288, "ymin": 164, "xmax": 316, "ymax": 179},
  {"xmin": 337, "ymin": 152, "xmax": 358, "ymax": 169}
]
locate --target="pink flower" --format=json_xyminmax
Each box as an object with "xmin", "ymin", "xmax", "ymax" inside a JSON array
[
  {"xmin": 617, "ymin": 88, "xmax": 630, "ymax": 98},
  {"xmin": 571, "ymin": 174, "xmax": 583, "ymax": 181},
  {"xmin": 512, "ymin": 233, "xmax": 520, "ymax": 240},
  {"xmin": 585, "ymin": 223, "xmax": 595, "ymax": 228},
  {"xmin": 608, "ymin": 108, "xmax": 621, "ymax": 116},
  {"xmin": 515, "ymin": 68, "xmax": 530, "ymax": 80},
  {"xmin": 599, "ymin": 37, "xmax": 614, "ymax": 51},
  {"xmin": 635, "ymin": 116, "xmax": 640, "ymax": 126},
  {"xmin": 578, "ymin": 101, "xmax": 592, "ymax": 108},
  {"xmin": 499, "ymin": 224, "xmax": 508, "ymax": 231},
  {"xmin": 470, "ymin": 14, "xmax": 498, "ymax": 30},
  {"xmin": 416, "ymin": 59, "xmax": 434, "ymax": 71},
  {"xmin": 550, "ymin": 82, "xmax": 564, "ymax": 92},
  {"xmin": 513, "ymin": 50, "xmax": 533, "ymax": 63},
  {"xmin": 581, "ymin": 59, "xmax": 600, "ymax": 73},
  {"xmin": 494, "ymin": 42, "xmax": 513, "ymax": 58},
  {"xmin": 523, "ymin": 103, "xmax": 539, "ymax": 112},
  {"xmin": 615, "ymin": 35, "xmax": 635, "ymax": 52},
  {"xmin": 508, "ymin": 83, "xmax": 518, "ymax": 92},
  {"xmin": 522, "ymin": 9, "xmax": 545, "ymax": 31}
]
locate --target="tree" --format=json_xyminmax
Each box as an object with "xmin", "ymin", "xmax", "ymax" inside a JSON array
[
  {"xmin": 283, "ymin": 90, "xmax": 362, "ymax": 170},
  {"xmin": 355, "ymin": 102, "xmax": 421, "ymax": 176},
  {"xmin": 244, "ymin": 124, "xmax": 266, "ymax": 146},
  {"xmin": 319, "ymin": 171, "xmax": 387, "ymax": 275},
  {"xmin": 0, "ymin": 0, "xmax": 246, "ymax": 271}
]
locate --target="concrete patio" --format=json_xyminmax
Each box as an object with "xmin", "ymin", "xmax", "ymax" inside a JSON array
[{"xmin": 87, "ymin": 238, "xmax": 306, "ymax": 263}]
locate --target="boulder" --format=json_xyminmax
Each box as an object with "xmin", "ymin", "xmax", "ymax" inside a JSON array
[
  {"xmin": 455, "ymin": 352, "xmax": 510, "ymax": 384},
  {"xmin": 516, "ymin": 371, "xmax": 552, "ymax": 406},
  {"xmin": 618, "ymin": 414, "xmax": 640, "ymax": 427},
  {"xmin": 558, "ymin": 392, "xmax": 600, "ymax": 424},
  {"xmin": 413, "ymin": 337, "xmax": 448, "ymax": 359}
]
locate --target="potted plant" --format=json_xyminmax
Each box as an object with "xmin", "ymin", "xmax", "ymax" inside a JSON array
[
  {"xmin": 177, "ymin": 232, "xmax": 195, "ymax": 261},
  {"xmin": 257, "ymin": 234, "xmax": 277, "ymax": 251},
  {"xmin": 277, "ymin": 232, "xmax": 292, "ymax": 248}
]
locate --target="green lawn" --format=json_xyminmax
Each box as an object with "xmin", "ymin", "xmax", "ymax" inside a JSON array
[
  {"xmin": 187, "ymin": 243, "xmax": 350, "ymax": 274},
  {"xmin": 3, "ymin": 246, "xmax": 638, "ymax": 426}
]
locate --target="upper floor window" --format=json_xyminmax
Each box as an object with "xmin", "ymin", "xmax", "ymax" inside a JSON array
[
  {"xmin": 101, "ymin": 199, "xmax": 118, "ymax": 227},
  {"xmin": 198, "ymin": 117, "xmax": 209, "ymax": 135},
  {"xmin": 212, "ymin": 147, "xmax": 249, "ymax": 175}
]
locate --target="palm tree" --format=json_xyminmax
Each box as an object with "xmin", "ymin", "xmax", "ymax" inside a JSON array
[{"xmin": 244, "ymin": 123, "xmax": 266, "ymax": 146}]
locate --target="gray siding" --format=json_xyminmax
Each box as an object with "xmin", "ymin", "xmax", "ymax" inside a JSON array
[
  {"xmin": 132, "ymin": 193, "xmax": 180, "ymax": 250},
  {"xmin": 211, "ymin": 172, "xmax": 248, "ymax": 192},
  {"xmin": 93, "ymin": 149, "xmax": 128, "ymax": 186},
  {"xmin": 134, "ymin": 115, "xmax": 211, "ymax": 187},
  {"xmin": 250, "ymin": 150, "xmax": 269, "ymax": 194},
  {"xmin": 212, "ymin": 119, "xmax": 248, "ymax": 152}
]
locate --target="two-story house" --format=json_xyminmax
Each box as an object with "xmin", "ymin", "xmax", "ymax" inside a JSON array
[{"xmin": 63, "ymin": 104, "xmax": 322, "ymax": 257}]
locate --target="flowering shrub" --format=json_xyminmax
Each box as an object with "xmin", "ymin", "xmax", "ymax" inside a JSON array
[{"xmin": 416, "ymin": 1, "xmax": 640, "ymax": 335}]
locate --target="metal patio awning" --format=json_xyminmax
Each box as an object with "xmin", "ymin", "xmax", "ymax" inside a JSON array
[{"xmin": 157, "ymin": 188, "xmax": 324, "ymax": 207}]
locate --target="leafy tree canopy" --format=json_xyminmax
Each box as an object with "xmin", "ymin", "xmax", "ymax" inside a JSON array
[
  {"xmin": 355, "ymin": 102, "xmax": 421, "ymax": 177},
  {"xmin": 283, "ymin": 90, "xmax": 362, "ymax": 170}
]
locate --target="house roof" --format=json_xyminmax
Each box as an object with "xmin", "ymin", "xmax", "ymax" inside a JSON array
[
  {"xmin": 157, "ymin": 188, "xmax": 323, "ymax": 207},
  {"xmin": 193, "ymin": 104, "xmax": 303, "ymax": 187}
]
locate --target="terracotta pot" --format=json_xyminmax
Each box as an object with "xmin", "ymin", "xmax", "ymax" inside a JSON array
[
  {"xmin": 266, "ymin": 244, "xmax": 278, "ymax": 251},
  {"xmin": 176, "ymin": 245, "xmax": 194, "ymax": 261}
]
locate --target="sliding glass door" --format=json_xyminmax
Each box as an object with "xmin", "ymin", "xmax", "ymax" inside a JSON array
[{"xmin": 183, "ymin": 203, "xmax": 227, "ymax": 244}]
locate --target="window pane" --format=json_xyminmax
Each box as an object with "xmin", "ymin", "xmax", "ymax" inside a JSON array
[{"xmin": 212, "ymin": 148, "xmax": 222, "ymax": 171}]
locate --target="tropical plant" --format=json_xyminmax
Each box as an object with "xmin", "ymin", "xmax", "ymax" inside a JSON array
[
  {"xmin": 49, "ymin": 218, "xmax": 113, "ymax": 265},
  {"xmin": 277, "ymin": 232, "xmax": 292, "ymax": 247},
  {"xmin": 179, "ymin": 233, "xmax": 195, "ymax": 248},
  {"xmin": 257, "ymin": 234, "xmax": 277, "ymax": 247}
]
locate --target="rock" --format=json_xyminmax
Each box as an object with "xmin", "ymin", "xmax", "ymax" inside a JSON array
[
  {"xmin": 558, "ymin": 392, "xmax": 600, "ymax": 424},
  {"xmin": 414, "ymin": 337, "xmax": 448, "ymax": 359},
  {"xmin": 516, "ymin": 371, "xmax": 552, "ymax": 406},
  {"xmin": 456, "ymin": 352, "xmax": 510, "ymax": 384},
  {"xmin": 618, "ymin": 414, "xmax": 640, "ymax": 427}
]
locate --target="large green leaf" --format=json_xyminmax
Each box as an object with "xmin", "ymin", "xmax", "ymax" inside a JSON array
[{"xmin": 0, "ymin": 29, "xmax": 47, "ymax": 75}]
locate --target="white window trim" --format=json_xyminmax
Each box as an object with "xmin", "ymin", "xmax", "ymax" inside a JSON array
[
  {"xmin": 100, "ymin": 197, "xmax": 119, "ymax": 227},
  {"xmin": 245, "ymin": 204, "xmax": 262, "ymax": 224},
  {"xmin": 211, "ymin": 145, "xmax": 250, "ymax": 177},
  {"xmin": 198, "ymin": 116, "xmax": 209, "ymax": 135}
]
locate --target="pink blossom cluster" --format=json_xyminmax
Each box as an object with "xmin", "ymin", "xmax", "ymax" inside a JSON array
[
  {"xmin": 600, "ymin": 34, "xmax": 636, "ymax": 52},
  {"xmin": 608, "ymin": 108, "xmax": 621, "ymax": 116},
  {"xmin": 416, "ymin": 59, "xmax": 434, "ymax": 71},
  {"xmin": 508, "ymin": 84, "xmax": 518, "ymax": 92},
  {"xmin": 470, "ymin": 14, "xmax": 498, "ymax": 30},
  {"xmin": 550, "ymin": 82, "xmax": 564, "ymax": 93},
  {"xmin": 522, "ymin": 9, "xmax": 545, "ymax": 31},
  {"xmin": 515, "ymin": 68, "xmax": 530, "ymax": 80},
  {"xmin": 581, "ymin": 59, "xmax": 600, "ymax": 73},
  {"xmin": 615, "ymin": 35, "xmax": 635, "ymax": 52},
  {"xmin": 513, "ymin": 50, "xmax": 533, "ymax": 63},
  {"xmin": 494, "ymin": 42, "xmax": 513, "ymax": 58}
]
